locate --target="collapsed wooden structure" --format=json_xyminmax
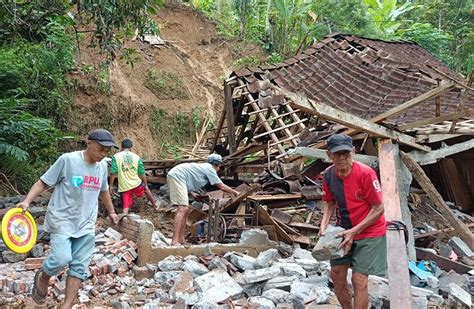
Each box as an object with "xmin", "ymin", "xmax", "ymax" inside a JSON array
[{"xmin": 205, "ymin": 33, "xmax": 474, "ymax": 309}]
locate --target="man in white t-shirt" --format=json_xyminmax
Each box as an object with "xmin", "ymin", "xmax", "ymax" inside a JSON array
[
  {"xmin": 167, "ymin": 154, "xmax": 239, "ymax": 245},
  {"xmin": 17, "ymin": 129, "xmax": 119, "ymax": 307}
]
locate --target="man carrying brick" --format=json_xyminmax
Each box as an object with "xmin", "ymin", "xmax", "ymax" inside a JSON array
[
  {"xmin": 319, "ymin": 133, "xmax": 386, "ymax": 309},
  {"xmin": 109, "ymin": 138, "xmax": 158, "ymax": 214},
  {"xmin": 167, "ymin": 153, "xmax": 239, "ymax": 245},
  {"xmin": 17, "ymin": 129, "xmax": 119, "ymax": 308}
]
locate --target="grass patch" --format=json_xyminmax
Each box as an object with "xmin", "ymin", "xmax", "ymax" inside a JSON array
[{"xmin": 145, "ymin": 70, "xmax": 189, "ymax": 100}]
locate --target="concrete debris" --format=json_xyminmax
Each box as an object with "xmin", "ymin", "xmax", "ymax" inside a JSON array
[
  {"xmin": 151, "ymin": 230, "xmax": 171, "ymax": 247},
  {"xmin": 447, "ymin": 283, "xmax": 472, "ymax": 308},
  {"xmin": 183, "ymin": 260, "xmax": 209, "ymax": 278},
  {"xmin": 207, "ymin": 256, "xmax": 227, "ymax": 272},
  {"xmin": 225, "ymin": 252, "xmax": 256, "ymax": 271},
  {"xmin": 194, "ymin": 270, "xmax": 243, "ymax": 303},
  {"xmin": 312, "ymin": 225, "xmax": 345, "ymax": 261},
  {"xmin": 240, "ymin": 229, "xmax": 269, "ymax": 246},
  {"xmin": 263, "ymin": 276, "xmax": 298, "ymax": 291},
  {"xmin": 275, "ymin": 262, "xmax": 307, "ymax": 278},
  {"xmin": 448, "ymin": 237, "xmax": 473, "ymax": 258},
  {"xmin": 1, "ymin": 251, "xmax": 27, "ymax": 263},
  {"xmin": 242, "ymin": 282, "xmax": 263, "ymax": 296},
  {"xmin": 158, "ymin": 255, "xmax": 184, "ymax": 271},
  {"xmin": 169, "ymin": 272, "xmax": 201, "ymax": 305},
  {"xmin": 261, "ymin": 288, "xmax": 295, "ymax": 305},
  {"xmin": 104, "ymin": 228, "xmax": 123, "ymax": 241},
  {"xmin": 290, "ymin": 281, "xmax": 332, "ymax": 305},
  {"xmin": 248, "ymin": 296, "xmax": 276, "ymax": 308},
  {"xmin": 238, "ymin": 265, "xmax": 281, "ymax": 285},
  {"xmin": 191, "ymin": 302, "xmax": 221, "ymax": 309},
  {"xmin": 132, "ymin": 265, "xmax": 155, "ymax": 281},
  {"xmin": 254, "ymin": 248, "xmax": 279, "ymax": 269}
]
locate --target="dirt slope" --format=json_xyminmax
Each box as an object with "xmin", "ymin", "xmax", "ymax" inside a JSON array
[{"xmin": 67, "ymin": 3, "xmax": 264, "ymax": 159}]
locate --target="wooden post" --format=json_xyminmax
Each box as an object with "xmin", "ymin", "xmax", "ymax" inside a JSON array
[
  {"xmin": 224, "ymin": 81, "xmax": 237, "ymax": 154},
  {"xmin": 400, "ymin": 152, "xmax": 474, "ymax": 249},
  {"xmin": 435, "ymin": 81, "xmax": 441, "ymax": 117},
  {"xmin": 378, "ymin": 139, "xmax": 413, "ymax": 309}
]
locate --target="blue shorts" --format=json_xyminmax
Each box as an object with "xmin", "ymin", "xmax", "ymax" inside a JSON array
[{"xmin": 43, "ymin": 233, "xmax": 95, "ymax": 281}]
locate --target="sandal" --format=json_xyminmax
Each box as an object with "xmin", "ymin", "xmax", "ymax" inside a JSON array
[{"xmin": 31, "ymin": 269, "xmax": 47, "ymax": 305}]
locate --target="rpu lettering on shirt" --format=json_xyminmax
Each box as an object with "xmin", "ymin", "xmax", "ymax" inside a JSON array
[{"xmin": 70, "ymin": 175, "xmax": 101, "ymax": 191}]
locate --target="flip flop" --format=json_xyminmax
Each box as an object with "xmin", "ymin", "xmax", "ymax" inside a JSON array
[{"xmin": 31, "ymin": 269, "xmax": 47, "ymax": 305}]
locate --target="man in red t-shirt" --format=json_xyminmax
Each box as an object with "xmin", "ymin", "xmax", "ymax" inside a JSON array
[{"xmin": 320, "ymin": 133, "xmax": 386, "ymax": 309}]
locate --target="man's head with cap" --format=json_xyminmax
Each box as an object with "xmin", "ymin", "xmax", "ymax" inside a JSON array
[
  {"xmin": 121, "ymin": 138, "xmax": 133, "ymax": 149},
  {"xmin": 208, "ymin": 153, "xmax": 223, "ymax": 168},
  {"xmin": 86, "ymin": 129, "xmax": 117, "ymax": 163},
  {"xmin": 326, "ymin": 133, "xmax": 354, "ymax": 172}
]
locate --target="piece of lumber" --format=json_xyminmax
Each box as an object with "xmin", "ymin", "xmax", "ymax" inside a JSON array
[
  {"xmin": 274, "ymin": 86, "xmax": 431, "ymax": 152},
  {"xmin": 378, "ymin": 140, "xmax": 413, "ymax": 309},
  {"xmin": 247, "ymin": 194, "xmax": 303, "ymax": 201},
  {"xmin": 399, "ymin": 108, "xmax": 474, "ymax": 131},
  {"xmin": 416, "ymin": 248, "xmax": 473, "ymax": 274},
  {"xmin": 400, "ymin": 152, "xmax": 474, "ymax": 249},
  {"xmin": 224, "ymin": 82, "xmax": 237, "ymax": 154},
  {"xmin": 229, "ymin": 203, "xmax": 246, "ymax": 228},
  {"xmin": 414, "ymin": 223, "xmax": 474, "ymax": 240},
  {"xmin": 289, "ymin": 147, "xmax": 378, "ymax": 167},
  {"xmin": 439, "ymin": 159, "xmax": 473, "ymax": 211},
  {"xmin": 271, "ymin": 209, "xmax": 292, "ymax": 224},
  {"xmin": 415, "ymin": 134, "xmax": 462, "ymax": 143},
  {"xmin": 289, "ymin": 234, "xmax": 311, "ymax": 245},
  {"xmin": 288, "ymin": 222, "xmax": 319, "ymax": 231},
  {"xmin": 273, "ymin": 217, "xmax": 301, "ymax": 235},
  {"xmin": 408, "ymin": 139, "xmax": 474, "ymax": 165},
  {"xmin": 220, "ymin": 185, "xmax": 259, "ymax": 213},
  {"xmin": 305, "ymin": 212, "xmax": 313, "ymax": 223},
  {"xmin": 261, "ymin": 225, "xmax": 278, "ymax": 241},
  {"xmin": 257, "ymin": 204, "xmax": 293, "ymax": 244}
]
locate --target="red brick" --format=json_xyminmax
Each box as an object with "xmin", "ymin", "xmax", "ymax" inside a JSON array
[
  {"xmin": 121, "ymin": 252, "xmax": 135, "ymax": 265},
  {"xmin": 25, "ymin": 257, "xmax": 47, "ymax": 270}
]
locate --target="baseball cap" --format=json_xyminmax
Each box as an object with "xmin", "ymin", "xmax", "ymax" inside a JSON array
[
  {"xmin": 121, "ymin": 138, "xmax": 133, "ymax": 149},
  {"xmin": 326, "ymin": 133, "xmax": 353, "ymax": 153},
  {"xmin": 208, "ymin": 153, "xmax": 223, "ymax": 165},
  {"xmin": 88, "ymin": 129, "xmax": 118, "ymax": 148}
]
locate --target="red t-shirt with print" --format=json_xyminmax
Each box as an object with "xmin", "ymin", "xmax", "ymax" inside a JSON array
[{"xmin": 322, "ymin": 161, "xmax": 385, "ymax": 240}]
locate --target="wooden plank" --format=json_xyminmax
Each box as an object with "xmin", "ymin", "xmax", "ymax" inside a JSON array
[
  {"xmin": 261, "ymin": 225, "xmax": 278, "ymax": 241},
  {"xmin": 257, "ymin": 204, "xmax": 293, "ymax": 244},
  {"xmin": 247, "ymin": 194, "xmax": 303, "ymax": 201},
  {"xmin": 288, "ymin": 222, "xmax": 319, "ymax": 232},
  {"xmin": 414, "ymin": 223, "xmax": 474, "ymax": 240},
  {"xmin": 399, "ymin": 108, "xmax": 474, "ymax": 131},
  {"xmin": 253, "ymin": 118, "xmax": 308, "ymax": 139},
  {"xmin": 415, "ymin": 134, "xmax": 462, "ymax": 143},
  {"xmin": 249, "ymin": 100, "xmax": 286, "ymax": 155},
  {"xmin": 229, "ymin": 203, "xmax": 246, "ymax": 228},
  {"xmin": 449, "ymin": 71, "xmax": 473, "ymax": 132},
  {"xmin": 378, "ymin": 139, "xmax": 413, "ymax": 309},
  {"xmin": 400, "ymin": 152, "xmax": 474, "ymax": 249},
  {"xmin": 273, "ymin": 217, "xmax": 301, "ymax": 235},
  {"xmin": 274, "ymin": 86, "xmax": 431, "ymax": 152},
  {"xmin": 289, "ymin": 234, "xmax": 311, "ymax": 245},
  {"xmin": 409, "ymin": 139, "xmax": 474, "ymax": 165},
  {"xmin": 289, "ymin": 147, "xmax": 378, "ymax": 167},
  {"xmin": 270, "ymin": 108, "xmax": 299, "ymax": 146},
  {"xmin": 271, "ymin": 209, "xmax": 292, "ymax": 224},
  {"xmin": 416, "ymin": 248, "xmax": 473, "ymax": 274},
  {"xmin": 220, "ymin": 185, "xmax": 259, "ymax": 213},
  {"xmin": 224, "ymin": 82, "xmax": 237, "ymax": 154},
  {"xmin": 285, "ymin": 104, "xmax": 307, "ymax": 130},
  {"xmin": 439, "ymin": 159, "xmax": 473, "ymax": 211}
]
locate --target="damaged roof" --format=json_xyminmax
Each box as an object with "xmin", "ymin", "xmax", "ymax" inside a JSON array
[{"xmin": 231, "ymin": 33, "xmax": 473, "ymax": 124}]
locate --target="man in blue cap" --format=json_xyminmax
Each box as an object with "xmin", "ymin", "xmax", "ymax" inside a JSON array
[
  {"xmin": 17, "ymin": 128, "xmax": 119, "ymax": 307},
  {"xmin": 319, "ymin": 133, "xmax": 386, "ymax": 309},
  {"xmin": 167, "ymin": 153, "xmax": 239, "ymax": 245}
]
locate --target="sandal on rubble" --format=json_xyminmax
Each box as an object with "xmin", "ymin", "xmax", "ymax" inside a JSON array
[{"xmin": 31, "ymin": 270, "xmax": 47, "ymax": 305}]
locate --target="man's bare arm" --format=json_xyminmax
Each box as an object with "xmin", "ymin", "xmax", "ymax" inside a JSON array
[
  {"xmin": 216, "ymin": 183, "xmax": 239, "ymax": 195},
  {"xmin": 99, "ymin": 191, "xmax": 119, "ymax": 224},
  {"xmin": 319, "ymin": 200, "xmax": 336, "ymax": 236},
  {"xmin": 16, "ymin": 180, "xmax": 48, "ymax": 211},
  {"xmin": 109, "ymin": 174, "xmax": 117, "ymax": 193}
]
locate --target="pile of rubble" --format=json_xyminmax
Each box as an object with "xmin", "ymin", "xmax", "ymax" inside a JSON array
[{"xmin": 1, "ymin": 222, "xmax": 472, "ymax": 308}]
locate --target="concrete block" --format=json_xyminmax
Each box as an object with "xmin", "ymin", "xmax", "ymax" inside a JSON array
[
  {"xmin": 292, "ymin": 248, "xmax": 315, "ymax": 260},
  {"xmin": 275, "ymin": 262, "xmax": 307, "ymax": 278},
  {"xmin": 208, "ymin": 256, "xmax": 227, "ymax": 272},
  {"xmin": 291, "ymin": 281, "xmax": 332, "ymax": 304},
  {"xmin": 226, "ymin": 252, "xmax": 256, "ymax": 271},
  {"xmin": 448, "ymin": 237, "xmax": 473, "ymax": 258},
  {"xmin": 248, "ymin": 296, "xmax": 276, "ymax": 308},
  {"xmin": 191, "ymin": 302, "xmax": 220, "ymax": 309},
  {"xmin": 240, "ymin": 229, "xmax": 269, "ymax": 245},
  {"xmin": 132, "ymin": 265, "xmax": 155, "ymax": 281},
  {"xmin": 170, "ymin": 272, "xmax": 201, "ymax": 305},
  {"xmin": 255, "ymin": 249, "xmax": 279, "ymax": 269},
  {"xmin": 183, "ymin": 260, "xmax": 209, "ymax": 278},
  {"xmin": 158, "ymin": 256, "xmax": 184, "ymax": 271},
  {"xmin": 263, "ymin": 276, "xmax": 298, "ymax": 291},
  {"xmin": 261, "ymin": 289, "xmax": 295, "ymax": 305},
  {"xmin": 195, "ymin": 270, "xmax": 243, "ymax": 303},
  {"xmin": 447, "ymin": 283, "xmax": 471, "ymax": 308},
  {"xmin": 154, "ymin": 271, "xmax": 183, "ymax": 285},
  {"xmin": 312, "ymin": 225, "xmax": 345, "ymax": 261},
  {"xmin": 275, "ymin": 304, "xmax": 294, "ymax": 309},
  {"xmin": 239, "ymin": 265, "xmax": 281, "ymax": 285},
  {"xmin": 295, "ymin": 259, "xmax": 320, "ymax": 273},
  {"xmin": 242, "ymin": 283, "xmax": 263, "ymax": 297}
]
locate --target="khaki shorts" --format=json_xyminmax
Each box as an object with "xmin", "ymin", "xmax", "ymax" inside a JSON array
[
  {"xmin": 330, "ymin": 235, "xmax": 387, "ymax": 276},
  {"xmin": 167, "ymin": 177, "xmax": 189, "ymax": 206}
]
